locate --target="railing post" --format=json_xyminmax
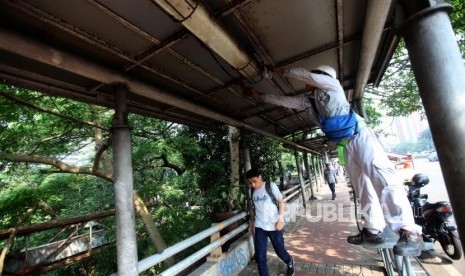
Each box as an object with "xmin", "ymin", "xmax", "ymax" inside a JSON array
[
  {"xmin": 294, "ymin": 148, "xmax": 307, "ymax": 209},
  {"xmin": 311, "ymin": 155, "xmax": 320, "ymax": 192},
  {"xmin": 209, "ymin": 223, "xmax": 223, "ymax": 259},
  {"xmin": 240, "ymin": 134, "xmax": 254, "ymax": 234},
  {"xmin": 303, "ymin": 152, "xmax": 316, "ymax": 199},
  {"xmin": 112, "ymin": 84, "xmax": 138, "ymax": 275}
]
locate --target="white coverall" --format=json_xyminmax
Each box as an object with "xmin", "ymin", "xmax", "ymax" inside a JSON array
[{"xmin": 261, "ymin": 68, "xmax": 421, "ymax": 234}]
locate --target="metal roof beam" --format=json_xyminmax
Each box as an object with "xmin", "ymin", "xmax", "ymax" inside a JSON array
[
  {"xmin": 0, "ymin": 27, "xmax": 317, "ymax": 154},
  {"xmin": 151, "ymin": 0, "xmax": 261, "ymax": 79},
  {"xmin": 353, "ymin": 0, "xmax": 393, "ymax": 114},
  {"xmin": 336, "ymin": 0, "xmax": 344, "ymax": 82}
]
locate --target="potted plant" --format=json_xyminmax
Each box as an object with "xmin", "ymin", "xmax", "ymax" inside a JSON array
[{"xmin": 208, "ymin": 182, "xmax": 245, "ymax": 252}]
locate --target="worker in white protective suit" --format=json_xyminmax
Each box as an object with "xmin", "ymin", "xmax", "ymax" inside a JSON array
[{"xmin": 242, "ymin": 65, "xmax": 423, "ymax": 256}]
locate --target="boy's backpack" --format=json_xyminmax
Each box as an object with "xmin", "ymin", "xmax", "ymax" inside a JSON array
[{"xmin": 250, "ymin": 181, "xmax": 278, "ymax": 211}]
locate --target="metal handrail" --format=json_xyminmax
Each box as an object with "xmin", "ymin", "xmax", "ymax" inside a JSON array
[
  {"xmin": 283, "ymin": 190, "xmax": 301, "ymax": 202},
  {"xmin": 282, "ymin": 184, "xmax": 300, "ymax": 196},
  {"xmin": 112, "ymin": 183, "xmax": 307, "ymax": 275},
  {"xmin": 282, "ymin": 180, "xmax": 309, "ymax": 202},
  {"xmin": 159, "ymin": 224, "xmax": 248, "ymax": 276},
  {"xmin": 135, "ymin": 211, "xmax": 247, "ymax": 274}
]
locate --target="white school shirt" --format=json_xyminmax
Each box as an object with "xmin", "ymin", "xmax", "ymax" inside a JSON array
[
  {"xmin": 251, "ymin": 182, "xmax": 283, "ymax": 231},
  {"xmin": 260, "ymin": 68, "xmax": 351, "ymax": 123}
]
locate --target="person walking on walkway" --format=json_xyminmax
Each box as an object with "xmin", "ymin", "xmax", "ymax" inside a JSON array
[
  {"xmin": 246, "ymin": 168, "xmax": 295, "ymax": 276},
  {"xmin": 324, "ymin": 162, "xmax": 338, "ymax": 200},
  {"xmin": 243, "ymin": 65, "xmax": 423, "ymax": 256}
]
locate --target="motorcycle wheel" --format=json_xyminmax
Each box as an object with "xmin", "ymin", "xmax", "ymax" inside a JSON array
[{"xmin": 439, "ymin": 230, "xmax": 462, "ymax": 260}]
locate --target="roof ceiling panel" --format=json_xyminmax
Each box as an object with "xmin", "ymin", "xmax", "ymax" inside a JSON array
[
  {"xmin": 207, "ymin": 88, "xmax": 247, "ymax": 114},
  {"xmin": 22, "ymin": 0, "xmax": 151, "ymax": 56},
  {"xmin": 125, "ymin": 63, "xmax": 204, "ymax": 99},
  {"xmin": 342, "ymin": 41, "xmax": 361, "ymax": 87},
  {"xmin": 0, "ymin": 50, "xmax": 96, "ymax": 90},
  {"xmin": 169, "ymin": 36, "xmax": 241, "ymax": 84},
  {"xmin": 343, "ymin": 0, "xmax": 367, "ymax": 37},
  {"xmin": 96, "ymin": 0, "xmax": 182, "ymax": 41},
  {"xmin": 143, "ymin": 49, "xmax": 221, "ymax": 92},
  {"xmin": 240, "ymin": 0, "xmax": 336, "ymax": 62}
]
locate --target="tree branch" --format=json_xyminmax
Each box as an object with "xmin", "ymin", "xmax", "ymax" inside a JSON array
[
  {"xmin": 159, "ymin": 154, "xmax": 184, "ymax": 175},
  {"xmin": 93, "ymin": 137, "xmax": 112, "ymax": 172},
  {"xmin": 135, "ymin": 154, "xmax": 184, "ymax": 175},
  {"xmin": 1, "ymin": 89, "xmax": 170, "ymax": 141},
  {"xmin": 38, "ymin": 200, "xmax": 59, "ymax": 219},
  {"xmin": 0, "ymin": 90, "xmax": 109, "ymax": 131},
  {"xmin": 0, "ymin": 153, "xmax": 113, "ymax": 181}
]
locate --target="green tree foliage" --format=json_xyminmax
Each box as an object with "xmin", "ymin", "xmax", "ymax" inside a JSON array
[
  {"xmin": 391, "ymin": 141, "xmax": 418, "ymax": 154},
  {"xmin": 416, "ymin": 128, "xmax": 435, "ymax": 151},
  {"xmin": 389, "ymin": 128, "xmax": 435, "ymax": 154},
  {"xmin": 0, "ymin": 85, "xmax": 212, "ymax": 274},
  {"xmin": 281, "ymin": 152, "xmax": 296, "ymax": 174},
  {"xmin": 362, "ymin": 96, "xmax": 383, "ymax": 128},
  {"xmin": 367, "ymin": 41, "xmax": 424, "ymax": 118},
  {"xmin": 1, "ymin": 85, "xmax": 113, "ymax": 225},
  {"xmin": 173, "ymin": 125, "xmax": 240, "ymax": 213},
  {"xmin": 449, "ymin": 0, "xmax": 465, "ymax": 53},
  {"xmin": 175, "ymin": 125, "xmax": 230, "ymax": 193},
  {"xmin": 243, "ymin": 131, "xmax": 283, "ymax": 182},
  {"xmin": 171, "ymin": 126, "xmax": 285, "ymax": 213},
  {"xmin": 0, "ymin": 87, "xmax": 104, "ymax": 158},
  {"xmin": 0, "ymin": 174, "xmax": 113, "ymax": 229}
]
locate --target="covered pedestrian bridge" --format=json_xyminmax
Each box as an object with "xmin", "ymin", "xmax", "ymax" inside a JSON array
[{"xmin": 1, "ymin": 0, "xmax": 464, "ymax": 275}]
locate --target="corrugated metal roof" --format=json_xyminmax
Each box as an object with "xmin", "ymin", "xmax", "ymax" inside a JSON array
[{"xmin": 0, "ymin": 0, "xmax": 398, "ymax": 154}]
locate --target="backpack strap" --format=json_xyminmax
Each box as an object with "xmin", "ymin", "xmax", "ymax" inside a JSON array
[
  {"xmin": 265, "ymin": 182, "xmax": 279, "ymax": 210},
  {"xmin": 250, "ymin": 186, "xmax": 255, "ymax": 211}
]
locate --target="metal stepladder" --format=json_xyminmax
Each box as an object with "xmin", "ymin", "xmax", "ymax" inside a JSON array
[
  {"xmin": 363, "ymin": 230, "xmax": 434, "ymax": 276},
  {"xmin": 348, "ymin": 181, "xmax": 433, "ymax": 276}
]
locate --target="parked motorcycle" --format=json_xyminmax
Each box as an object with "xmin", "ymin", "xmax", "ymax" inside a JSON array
[{"xmin": 405, "ymin": 173, "xmax": 462, "ymax": 260}]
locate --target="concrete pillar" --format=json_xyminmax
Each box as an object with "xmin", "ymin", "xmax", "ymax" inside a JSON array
[
  {"xmin": 396, "ymin": 0, "xmax": 465, "ymax": 249},
  {"xmin": 112, "ymin": 84, "xmax": 138, "ymax": 275},
  {"xmin": 277, "ymin": 160, "xmax": 285, "ymax": 190},
  {"xmin": 229, "ymin": 126, "xmax": 240, "ymax": 209},
  {"xmin": 318, "ymin": 158, "xmax": 324, "ymax": 188},
  {"xmin": 311, "ymin": 155, "xmax": 319, "ymax": 192},
  {"xmin": 240, "ymin": 133, "xmax": 254, "ymax": 229},
  {"xmin": 294, "ymin": 148, "xmax": 307, "ymax": 209},
  {"xmin": 241, "ymin": 144, "xmax": 251, "ymax": 172},
  {"xmin": 303, "ymin": 152, "xmax": 316, "ymax": 199}
]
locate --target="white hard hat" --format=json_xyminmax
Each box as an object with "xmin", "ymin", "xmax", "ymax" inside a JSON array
[{"xmin": 314, "ymin": 65, "xmax": 336, "ymax": 79}]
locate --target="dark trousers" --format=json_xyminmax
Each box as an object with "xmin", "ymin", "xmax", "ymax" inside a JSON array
[
  {"xmin": 254, "ymin": 227, "xmax": 292, "ymax": 276},
  {"xmin": 328, "ymin": 182, "xmax": 336, "ymax": 199}
]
